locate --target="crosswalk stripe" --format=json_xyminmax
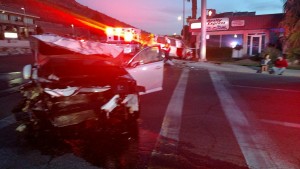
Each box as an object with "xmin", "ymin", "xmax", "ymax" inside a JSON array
[
  {"xmin": 159, "ymin": 68, "xmax": 189, "ymax": 141},
  {"xmin": 209, "ymin": 71, "xmax": 296, "ymax": 169},
  {"xmin": 261, "ymin": 119, "xmax": 300, "ymax": 129},
  {"xmin": 149, "ymin": 68, "xmax": 189, "ymax": 165}
]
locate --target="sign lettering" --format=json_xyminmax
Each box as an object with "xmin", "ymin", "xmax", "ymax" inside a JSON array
[{"xmin": 190, "ymin": 18, "xmax": 229, "ymax": 31}]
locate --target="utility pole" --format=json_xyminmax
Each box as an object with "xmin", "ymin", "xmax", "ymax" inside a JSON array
[
  {"xmin": 182, "ymin": 0, "xmax": 185, "ymax": 40},
  {"xmin": 71, "ymin": 24, "xmax": 75, "ymax": 37},
  {"xmin": 21, "ymin": 7, "xmax": 27, "ymax": 37},
  {"xmin": 200, "ymin": 0, "xmax": 207, "ymax": 61}
]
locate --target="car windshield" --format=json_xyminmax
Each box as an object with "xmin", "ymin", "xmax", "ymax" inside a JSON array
[{"xmin": 121, "ymin": 45, "xmax": 163, "ymax": 66}]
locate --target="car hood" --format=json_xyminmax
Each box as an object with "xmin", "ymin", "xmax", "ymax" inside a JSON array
[
  {"xmin": 29, "ymin": 34, "xmax": 133, "ymax": 87},
  {"xmin": 32, "ymin": 34, "xmax": 123, "ymax": 58}
]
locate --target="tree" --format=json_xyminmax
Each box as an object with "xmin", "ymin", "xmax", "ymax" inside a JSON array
[
  {"xmin": 281, "ymin": 0, "xmax": 300, "ymax": 61},
  {"xmin": 185, "ymin": 0, "xmax": 197, "ymax": 46},
  {"xmin": 187, "ymin": 0, "xmax": 197, "ymax": 19}
]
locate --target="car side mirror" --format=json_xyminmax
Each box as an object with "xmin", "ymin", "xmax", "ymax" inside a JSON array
[{"xmin": 23, "ymin": 64, "xmax": 32, "ymax": 79}]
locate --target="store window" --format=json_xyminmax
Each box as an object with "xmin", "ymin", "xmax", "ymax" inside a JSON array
[
  {"xmin": 207, "ymin": 35, "xmax": 221, "ymax": 47},
  {"xmin": 0, "ymin": 13, "xmax": 8, "ymax": 21},
  {"xmin": 222, "ymin": 34, "xmax": 243, "ymax": 48},
  {"xmin": 24, "ymin": 17, "xmax": 33, "ymax": 24},
  {"xmin": 10, "ymin": 15, "xmax": 21, "ymax": 22},
  {"xmin": 207, "ymin": 34, "xmax": 243, "ymax": 48}
]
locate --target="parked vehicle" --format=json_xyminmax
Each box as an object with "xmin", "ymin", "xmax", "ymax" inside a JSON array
[
  {"xmin": 168, "ymin": 37, "xmax": 184, "ymax": 58},
  {"xmin": 13, "ymin": 34, "xmax": 164, "ymax": 137},
  {"xmin": 154, "ymin": 36, "xmax": 184, "ymax": 58}
]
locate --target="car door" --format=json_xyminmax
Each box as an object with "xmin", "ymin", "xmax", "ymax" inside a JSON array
[{"xmin": 125, "ymin": 45, "xmax": 164, "ymax": 94}]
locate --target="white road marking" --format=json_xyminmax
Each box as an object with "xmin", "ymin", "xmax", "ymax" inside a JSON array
[
  {"xmin": 159, "ymin": 68, "xmax": 189, "ymax": 141},
  {"xmin": 0, "ymin": 115, "xmax": 16, "ymax": 129},
  {"xmin": 261, "ymin": 119, "xmax": 300, "ymax": 129},
  {"xmin": 231, "ymin": 84, "xmax": 300, "ymax": 93},
  {"xmin": 150, "ymin": 68, "xmax": 189, "ymax": 162},
  {"xmin": 209, "ymin": 71, "xmax": 296, "ymax": 169}
]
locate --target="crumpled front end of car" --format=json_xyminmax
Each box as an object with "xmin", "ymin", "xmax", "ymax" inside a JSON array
[
  {"xmin": 13, "ymin": 71, "xmax": 141, "ymax": 134},
  {"xmin": 13, "ymin": 34, "xmax": 146, "ymax": 136}
]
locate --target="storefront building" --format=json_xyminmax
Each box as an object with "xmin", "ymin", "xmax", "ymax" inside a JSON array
[
  {"xmin": 189, "ymin": 11, "xmax": 284, "ymax": 57},
  {"xmin": 0, "ymin": 5, "xmax": 39, "ymax": 40}
]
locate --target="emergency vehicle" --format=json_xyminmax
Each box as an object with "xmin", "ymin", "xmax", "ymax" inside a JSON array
[
  {"xmin": 105, "ymin": 27, "xmax": 141, "ymax": 55},
  {"xmin": 106, "ymin": 27, "xmax": 141, "ymax": 42}
]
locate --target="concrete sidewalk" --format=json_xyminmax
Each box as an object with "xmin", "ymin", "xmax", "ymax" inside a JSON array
[{"xmin": 173, "ymin": 59, "xmax": 300, "ymax": 78}]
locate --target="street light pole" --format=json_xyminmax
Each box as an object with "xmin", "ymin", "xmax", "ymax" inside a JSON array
[
  {"xmin": 21, "ymin": 8, "xmax": 26, "ymax": 24},
  {"xmin": 21, "ymin": 7, "xmax": 25, "ymax": 17},
  {"xmin": 183, "ymin": 0, "xmax": 185, "ymax": 26},
  {"xmin": 200, "ymin": 0, "xmax": 207, "ymax": 61},
  {"xmin": 21, "ymin": 7, "xmax": 27, "ymax": 38},
  {"xmin": 182, "ymin": 0, "xmax": 185, "ymax": 40},
  {"xmin": 71, "ymin": 24, "xmax": 75, "ymax": 37}
]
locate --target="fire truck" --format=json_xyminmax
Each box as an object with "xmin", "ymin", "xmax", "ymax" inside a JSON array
[{"xmin": 105, "ymin": 27, "xmax": 141, "ymax": 55}]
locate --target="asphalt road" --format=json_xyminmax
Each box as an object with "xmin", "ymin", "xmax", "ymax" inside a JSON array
[
  {"xmin": 0, "ymin": 54, "xmax": 35, "ymax": 73},
  {"xmin": 1, "ymin": 55, "xmax": 300, "ymax": 168}
]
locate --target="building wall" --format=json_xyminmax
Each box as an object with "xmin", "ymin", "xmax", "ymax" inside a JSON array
[
  {"xmin": 0, "ymin": 39, "xmax": 31, "ymax": 56},
  {"xmin": 189, "ymin": 13, "xmax": 284, "ymax": 58},
  {"xmin": 0, "ymin": 7, "xmax": 39, "ymax": 40}
]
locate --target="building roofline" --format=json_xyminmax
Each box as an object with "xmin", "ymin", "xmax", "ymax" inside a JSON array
[{"xmin": 0, "ymin": 5, "xmax": 40, "ymax": 19}]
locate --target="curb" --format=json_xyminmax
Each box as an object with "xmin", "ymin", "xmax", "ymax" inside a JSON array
[{"xmin": 173, "ymin": 59, "xmax": 300, "ymax": 77}]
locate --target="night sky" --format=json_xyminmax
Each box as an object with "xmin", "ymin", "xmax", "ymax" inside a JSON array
[{"xmin": 75, "ymin": 0, "xmax": 284, "ymax": 35}]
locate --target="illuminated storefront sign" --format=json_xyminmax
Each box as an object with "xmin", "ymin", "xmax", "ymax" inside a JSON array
[
  {"xmin": 231, "ymin": 20, "xmax": 245, "ymax": 27},
  {"xmin": 191, "ymin": 22, "xmax": 201, "ymax": 29},
  {"xmin": 4, "ymin": 32, "xmax": 18, "ymax": 39},
  {"xmin": 207, "ymin": 18, "xmax": 229, "ymax": 31},
  {"xmin": 190, "ymin": 18, "xmax": 229, "ymax": 31}
]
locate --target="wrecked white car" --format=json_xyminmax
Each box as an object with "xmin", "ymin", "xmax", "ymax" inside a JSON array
[{"xmin": 13, "ymin": 34, "xmax": 164, "ymax": 136}]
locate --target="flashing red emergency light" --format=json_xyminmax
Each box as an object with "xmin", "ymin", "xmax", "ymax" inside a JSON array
[
  {"xmin": 124, "ymin": 31, "xmax": 133, "ymax": 42},
  {"xmin": 106, "ymin": 27, "xmax": 113, "ymax": 35}
]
